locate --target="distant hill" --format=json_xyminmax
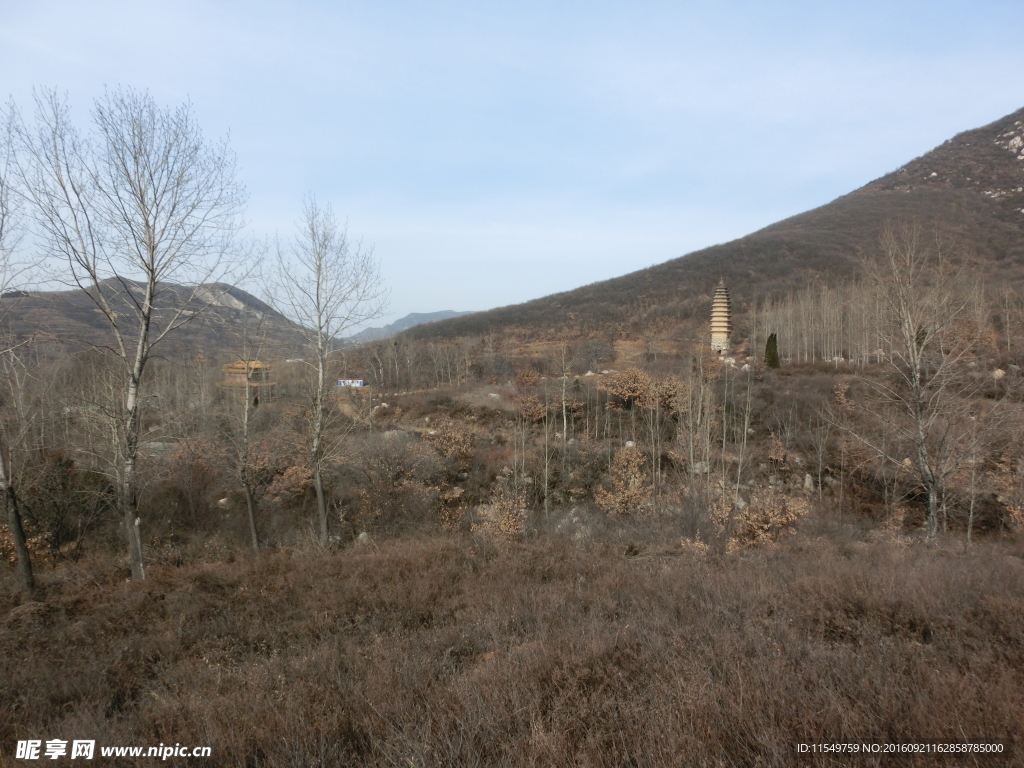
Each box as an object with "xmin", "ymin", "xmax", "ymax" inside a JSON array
[
  {"xmin": 0, "ymin": 280, "xmax": 307, "ymax": 358},
  {"xmin": 0, "ymin": 279, "xmax": 476, "ymax": 359},
  {"xmin": 404, "ymin": 106, "xmax": 1024, "ymax": 342},
  {"xmin": 348, "ymin": 311, "xmax": 475, "ymax": 343}
]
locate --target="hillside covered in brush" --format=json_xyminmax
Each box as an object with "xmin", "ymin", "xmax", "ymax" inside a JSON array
[
  {"xmin": 404, "ymin": 107, "xmax": 1024, "ymax": 342},
  {"xmin": 0, "ymin": 280, "xmax": 306, "ymax": 357}
]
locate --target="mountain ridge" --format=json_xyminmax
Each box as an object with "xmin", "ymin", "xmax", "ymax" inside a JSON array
[
  {"xmin": 348, "ymin": 311, "xmax": 475, "ymax": 343},
  {"xmin": 0, "ymin": 279, "xmax": 477, "ymax": 358},
  {"xmin": 5, "ymin": 107, "xmax": 1022, "ymax": 353},
  {"xmin": 402, "ymin": 106, "xmax": 1024, "ymax": 342},
  {"xmin": 0, "ymin": 280, "xmax": 306, "ymax": 357}
]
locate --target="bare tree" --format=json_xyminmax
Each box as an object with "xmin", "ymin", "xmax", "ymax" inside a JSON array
[
  {"xmin": 12, "ymin": 89, "xmax": 246, "ymax": 579},
  {"xmin": 0, "ymin": 115, "xmax": 35, "ymax": 593},
  {"xmin": 676, "ymin": 345, "xmax": 716, "ymax": 488},
  {"xmin": 807, "ymin": 413, "xmax": 834, "ymax": 501},
  {"xmin": 221, "ymin": 305, "xmax": 273, "ymax": 554},
  {"xmin": 272, "ymin": 198, "xmax": 387, "ymax": 543},
  {"xmin": 838, "ymin": 223, "xmax": 997, "ymax": 537}
]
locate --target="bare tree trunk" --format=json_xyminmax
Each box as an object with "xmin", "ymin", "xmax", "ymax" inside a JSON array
[
  {"xmin": 926, "ymin": 481, "xmax": 939, "ymax": 538},
  {"xmin": 122, "ymin": 369, "xmax": 145, "ymax": 580},
  {"xmin": 543, "ymin": 383, "xmax": 550, "ymax": 519},
  {"xmin": 313, "ymin": 359, "xmax": 329, "ymax": 541},
  {"xmin": 0, "ymin": 446, "xmax": 33, "ymax": 593},
  {"xmin": 650, "ymin": 398, "xmax": 659, "ymax": 498},
  {"xmin": 839, "ymin": 439, "xmax": 845, "ymax": 523},
  {"xmin": 243, "ymin": 480, "xmax": 259, "ymax": 554},
  {"xmin": 733, "ymin": 370, "xmax": 753, "ymax": 505},
  {"xmin": 561, "ymin": 374, "xmax": 568, "ymax": 440},
  {"xmin": 721, "ymin": 364, "xmax": 730, "ymax": 496},
  {"xmin": 242, "ymin": 375, "xmax": 260, "ymax": 555},
  {"xmin": 967, "ymin": 443, "xmax": 978, "ymax": 546}
]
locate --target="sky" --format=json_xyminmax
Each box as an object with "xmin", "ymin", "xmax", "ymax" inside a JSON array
[{"xmin": 2, "ymin": 0, "xmax": 1023, "ymax": 329}]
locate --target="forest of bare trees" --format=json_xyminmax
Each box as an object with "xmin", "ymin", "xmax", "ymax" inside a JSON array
[
  {"xmin": 0, "ymin": 251, "xmax": 1022, "ymax": 592},
  {"xmin": 748, "ymin": 267, "xmax": 997, "ymax": 367},
  {"xmin": 0, "ymin": 90, "xmax": 1023, "ymax": 600}
]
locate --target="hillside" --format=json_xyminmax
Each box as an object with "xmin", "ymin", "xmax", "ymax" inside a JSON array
[
  {"xmin": 0, "ymin": 280, "xmax": 306, "ymax": 358},
  {"xmin": 4, "ymin": 109, "xmax": 1022, "ymax": 356},
  {"xmin": 348, "ymin": 310, "xmax": 475, "ymax": 343},
  {"xmin": 404, "ymin": 107, "xmax": 1024, "ymax": 342},
  {"xmin": 0, "ymin": 284, "xmax": 477, "ymax": 359}
]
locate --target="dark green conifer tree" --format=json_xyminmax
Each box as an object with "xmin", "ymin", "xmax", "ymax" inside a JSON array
[{"xmin": 764, "ymin": 333, "xmax": 780, "ymax": 369}]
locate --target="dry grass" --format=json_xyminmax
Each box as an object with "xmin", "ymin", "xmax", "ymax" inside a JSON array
[{"xmin": 2, "ymin": 527, "xmax": 1023, "ymax": 767}]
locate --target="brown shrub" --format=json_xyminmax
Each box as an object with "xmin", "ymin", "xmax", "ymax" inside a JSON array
[
  {"xmin": 474, "ymin": 466, "xmax": 531, "ymax": 539},
  {"xmin": 339, "ymin": 433, "xmax": 443, "ymax": 533},
  {"xmin": 422, "ymin": 420, "xmax": 474, "ymax": 463},
  {"xmin": 595, "ymin": 446, "xmax": 650, "ymax": 516},
  {"xmin": 141, "ymin": 439, "xmax": 223, "ymax": 532},
  {"xmin": 2, "ymin": 526, "xmax": 1023, "ymax": 767},
  {"xmin": 17, "ymin": 451, "xmax": 117, "ymax": 554},
  {"xmin": 265, "ymin": 464, "xmax": 313, "ymax": 506}
]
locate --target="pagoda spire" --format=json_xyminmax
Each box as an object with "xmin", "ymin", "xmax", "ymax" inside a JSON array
[{"xmin": 710, "ymin": 278, "xmax": 731, "ymax": 354}]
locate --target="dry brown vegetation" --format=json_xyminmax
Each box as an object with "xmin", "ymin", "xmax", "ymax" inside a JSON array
[
  {"xmin": 3, "ymin": 523, "xmax": 1023, "ymax": 767},
  {"xmin": 3, "ymin": 286, "xmax": 1024, "ymax": 767},
  {"xmin": 5, "ymin": 91, "xmax": 1024, "ymax": 767}
]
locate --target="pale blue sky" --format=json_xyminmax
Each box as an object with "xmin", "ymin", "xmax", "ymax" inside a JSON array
[{"xmin": 3, "ymin": 0, "xmax": 1022, "ymax": 326}]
